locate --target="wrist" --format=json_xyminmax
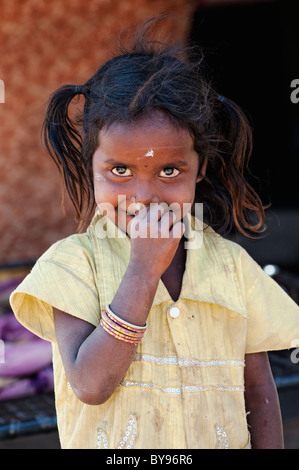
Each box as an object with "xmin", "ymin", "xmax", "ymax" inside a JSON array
[
  {"xmin": 110, "ymin": 262, "xmax": 160, "ymax": 327},
  {"xmin": 128, "ymin": 258, "xmax": 163, "ymax": 281}
]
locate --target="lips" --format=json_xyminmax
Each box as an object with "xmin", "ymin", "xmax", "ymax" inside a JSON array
[{"xmin": 125, "ymin": 203, "xmax": 144, "ymax": 217}]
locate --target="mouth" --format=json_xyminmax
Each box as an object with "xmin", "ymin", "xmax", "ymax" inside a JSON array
[
  {"xmin": 117, "ymin": 209, "xmax": 136, "ymax": 218},
  {"xmin": 124, "ymin": 203, "xmax": 144, "ymax": 218}
]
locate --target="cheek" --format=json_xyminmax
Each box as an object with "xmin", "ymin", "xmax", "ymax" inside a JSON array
[
  {"xmin": 164, "ymin": 186, "xmax": 196, "ymax": 220},
  {"xmin": 94, "ymin": 181, "xmax": 114, "ymax": 206},
  {"xmin": 170, "ymin": 179, "xmax": 197, "ymax": 203},
  {"xmin": 94, "ymin": 182, "xmax": 128, "ymax": 215},
  {"xmin": 93, "ymin": 183, "xmax": 104, "ymax": 205},
  {"xmin": 94, "ymin": 173, "xmax": 107, "ymax": 184}
]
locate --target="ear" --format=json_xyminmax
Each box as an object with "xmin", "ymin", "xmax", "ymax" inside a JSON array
[{"xmin": 196, "ymin": 158, "xmax": 208, "ymax": 183}]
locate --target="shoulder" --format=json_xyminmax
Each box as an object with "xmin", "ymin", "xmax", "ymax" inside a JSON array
[
  {"xmin": 10, "ymin": 231, "xmax": 100, "ymax": 342},
  {"xmin": 29, "ymin": 231, "xmax": 99, "ymax": 296},
  {"xmin": 38, "ymin": 232, "xmax": 96, "ymax": 273},
  {"xmin": 202, "ymin": 225, "xmax": 264, "ymax": 292},
  {"xmin": 40, "ymin": 232, "xmax": 94, "ymax": 261},
  {"xmin": 203, "ymin": 224, "xmax": 255, "ymax": 265}
]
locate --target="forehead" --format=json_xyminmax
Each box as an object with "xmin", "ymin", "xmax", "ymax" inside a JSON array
[{"xmin": 98, "ymin": 113, "xmax": 194, "ymax": 154}]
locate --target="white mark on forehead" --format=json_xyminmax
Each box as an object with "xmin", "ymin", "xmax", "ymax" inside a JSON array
[
  {"xmin": 136, "ymin": 148, "xmax": 155, "ymax": 160},
  {"xmin": 144, "ymin": 149, "xmax": 154, "ymax": 157},
  {"xmin": 136, "ymin": 144, "xmax": 189, "ymax": 160}
]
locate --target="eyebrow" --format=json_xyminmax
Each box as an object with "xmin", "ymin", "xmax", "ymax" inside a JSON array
[{"xmin": 103, "ymin": 158, "xmax": 190, "ymax": 167}]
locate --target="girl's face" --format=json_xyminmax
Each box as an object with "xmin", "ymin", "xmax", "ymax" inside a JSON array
[{"xmin": 92, "ymin": 112, "xmax": 206, "ymax": 234}]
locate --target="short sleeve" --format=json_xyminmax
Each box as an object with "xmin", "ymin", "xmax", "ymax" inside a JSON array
[
  {"xmin": 9, "ymin": 235, "xmax": 100, "ymax": 343},
  {"xmin": 239, "ymin": 249, "xmax": 299, "ymax": 353}
]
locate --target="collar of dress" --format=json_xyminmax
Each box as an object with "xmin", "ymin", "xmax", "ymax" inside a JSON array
[{"xmin": 87, "ymin": 209, "xmax": 247, "ymax": 318}]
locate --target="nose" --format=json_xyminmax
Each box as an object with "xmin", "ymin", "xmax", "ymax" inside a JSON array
[{"xmin": 130, "ymin": 180, "xmax": 160, "ymax": 207}]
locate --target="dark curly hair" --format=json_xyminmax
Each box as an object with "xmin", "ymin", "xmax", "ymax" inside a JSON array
[{"xmin": 42, "ymin": 17, "xmax": 265, "ymax": 237}]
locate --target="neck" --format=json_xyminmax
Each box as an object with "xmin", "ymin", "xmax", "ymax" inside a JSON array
[{"xmin": 161, "ymin": 237, "xmax": 186, "ymax": 302}]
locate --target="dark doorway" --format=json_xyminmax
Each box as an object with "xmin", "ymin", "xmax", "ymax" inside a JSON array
[
  {"xmin": 190, "ymin": 0, "xmax": 299, "ymax": 207},
  {"xmin": 190, "ymin": 1, "xmax": 299, "ymax": 271}
]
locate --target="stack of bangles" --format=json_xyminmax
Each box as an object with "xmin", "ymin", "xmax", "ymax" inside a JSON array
[{"xmin": 100, "ymin": 305, "xmax": 147, "ymax": 344}]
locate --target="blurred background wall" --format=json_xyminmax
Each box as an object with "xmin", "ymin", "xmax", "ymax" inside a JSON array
[
  {"xmin": 1, "ymin": 0, "xmax": 299, "ymax": 274},
  {"xmin": 0, "ymin": 0, "xmax": 196, "ymax": 265}
]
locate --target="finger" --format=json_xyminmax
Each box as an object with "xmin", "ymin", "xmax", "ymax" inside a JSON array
[
  {"xmin": 127, "ymin": 202, "xmax": 146, "ymax": 216},
  {"xmin": 134, "ymin": 204, "xmax": 148, "ymax": 219},
  {"xmin": 169, "ymin": 221, "xmax": 185, "ymax": 239},
  {"xmin": 147, "ymin": 203, "xmax": 166, "ymax": 222},
  {"xmin": 159, "ymin": 210, "xmax": 176, "ymax": 238}
]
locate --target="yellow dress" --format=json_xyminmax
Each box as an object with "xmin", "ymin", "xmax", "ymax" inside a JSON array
[{"xmin": 9, "ymin": 212, "xmax": 299, "ymax": 449}]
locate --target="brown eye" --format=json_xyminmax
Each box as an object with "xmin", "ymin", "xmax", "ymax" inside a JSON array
[
  {"xmin": 160, "ymin": 168, "xmax": 179, "ymax": 178},
  {"xmin": 111, "ymin": 166, "xmax": 132, "ymax": 176}
]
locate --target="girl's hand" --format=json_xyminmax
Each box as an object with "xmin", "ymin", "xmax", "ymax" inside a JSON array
[{"xmin": 127, "ymin": 204, "xmax": 185, "ymax": 278}]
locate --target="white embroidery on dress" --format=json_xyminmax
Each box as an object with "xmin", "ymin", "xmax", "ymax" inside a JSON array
[
  {"xmin": 118, "ymin": 414, "xmax": 137, "ymax": 449},
  {"xmin": 215, "ymin": 425, "xmax": 230, "ymax": 449},
  {"xmin": 96, "ymin": 414, "xmax": 137, "ymax": 449},
  {"xmin": 179, "ymin": 359, "xmax": 244, "ymax": 368},
  {"xmin": 134, "ymin": 354, "xmax": 245, "ymax": 368},
  {"xmin": 97, "ymin": 428, "xmax": 109, "ymax": 449},
  {"xmin": 120, "ymin": 380, "xmax": 244, "ymax": 395},
  {"xmin": 134, "ymin": 354, "xmax": 178, "ymax": 365}
]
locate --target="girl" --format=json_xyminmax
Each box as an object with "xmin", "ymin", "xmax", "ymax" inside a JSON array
[{"xmin": 10, "ymin": 20, "xmax": 299, "ymax": 449}]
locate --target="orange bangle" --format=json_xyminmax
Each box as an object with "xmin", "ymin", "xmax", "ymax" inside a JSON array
[{"xmin": 100, "ymin": 306, "xmax": 147, "ymax": 344}]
